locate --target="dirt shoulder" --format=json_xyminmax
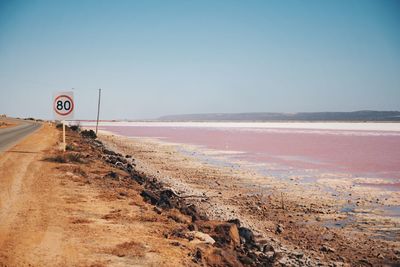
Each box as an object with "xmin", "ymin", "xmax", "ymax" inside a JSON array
[
  {"xmin": 0, "ymin": 117, "xmax": 17, "ymax": 129},
  {"xmin": 99, "ymin": 132, "xmax": 400, "ymax": 266},
  {"xmin": 0, "ymin": 125, "xmax": 197, "ymax": 266}
]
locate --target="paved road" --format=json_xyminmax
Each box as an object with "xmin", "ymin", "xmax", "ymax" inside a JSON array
[{"xmin": 0, "ymin": 120, "xmax": 42, "ymax": 152}]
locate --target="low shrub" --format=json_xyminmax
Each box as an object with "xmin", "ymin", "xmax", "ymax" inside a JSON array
[
  {"xmin": 70, "ymin": 125, "xmax": 80, "ymax": 132},
  {"xmin": 44, "ymin": 152, "xmax": 85, "ymax": 164},
  {"xmin": 72, "ymin": 166, "xmax": 88, "ymax": 177},
  {"xmin": 66, "ymin": 144, "xmax": 75, "ymax": 151},
  {"xmin": 81, "ymin": 129, "xmax": 97, "ymax": 139},
  {"xmin": 66, "ymin": 153, "xmax": 84, "ymax": 163},
  {"xmin": 44, "ymin": 155, "xmax": 67, "ymax": 163}
]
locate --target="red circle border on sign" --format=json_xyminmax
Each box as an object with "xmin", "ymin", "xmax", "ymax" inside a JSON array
[{"xmin": 54, "ymin": 95, "xmax": 74, "ymax": 116}]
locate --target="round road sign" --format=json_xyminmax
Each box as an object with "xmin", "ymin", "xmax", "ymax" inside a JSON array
[{"xmin": 54, "ymin": 94, "xmax": 74, "ymax": 116}]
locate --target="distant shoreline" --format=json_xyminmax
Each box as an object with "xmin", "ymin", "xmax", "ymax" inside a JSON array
[{"xmin": 74, "ymin": 119, "xmax": 400, "ymax": 123}]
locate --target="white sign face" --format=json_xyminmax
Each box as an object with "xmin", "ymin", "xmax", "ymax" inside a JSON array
[{"xmin": 53, "ymin": 91, "xmax": 74, "ymax": 120}]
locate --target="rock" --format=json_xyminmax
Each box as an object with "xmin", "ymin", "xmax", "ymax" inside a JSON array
[
  {"xmin": 81, "ymin": 129, "xmax": 97, "ymax": 139},
  {"xmin": 107, "ymin": 157, "xmax": 117, "ymax": 164},
  {"xmin": 192, "ymin": 248, "xmax": 203, "ymax": 263},
  {"xmin": 276, "ymin": 224, "xmax": 284, "ymax": 234},
  {"xmin": 126, "ymin": 163, "xmax": 133, "ymax": 171},
  {"xmin": 238, "ymin": 227, "xmax": 255, "ymax": 245},
  {"xmin": 321, "ymin": 245, "xmax": 336, "ymax": 253},
  {"xmin": 153, "ymin": 206, "xmax": 162, "ymax": 214},
  {"xmin": 157, "ymin": 189, "xmax": 178, "ymax": 208},
  {"xmin": 278, "ymin": 256, "xmax": 291, "ymax": 265},
  {"xmin": 292, "ymin": 250, "xmax": 304, "ymax": 258},
  {"xmin": 103, "ymin": 148, "xmax": 117, "ymax": 156},
  {"xmin": 140, "ymin": 190, "xmax": 159, "ymax": 205},
  {"xmin": 118, "ymin": 191, "xmax": 127, "ymax": 197},
  {"xmin": 188, "ymin": 231, "xmax": 215, "ymax": 245},
  {"xmin": 170, "ymin": 241, "xmax": 181, "ymax": 246},
  {"xmin": 254, "ymin": 251, "xmax": 265, "ymax": 257},
  {"xmin": 263, "ymin": 243, "xmax": 275, "ymax": 253},
  {"xmin": 238, "ymin": 255, "xmax": 255, "ymax": 265},
  {"xmin": 213, "ymin": 223, "xmax": 240, "ymax": 247},
  {"xmin": 169, "ymin": 228, "xmax": 187, "ymax": 239},
  {"xmin": 188, "ymin": 223, "xmax": 198, "ymax": 231},
  {"xmin": 264, "ymin": 251, "xmax": 275, "ymax": 259},
  {"xmin": 227, "ymin": 218, "xmax": 241, "ymax": 227},
  {"xmin": 254, "ymin": 243, "xmax": 264, "ymax": 252},
  {"xmin": 105, "ymin": 171, "xmax": 119, "ymax": 179},
  {"xmin": 93, "ymin": 139, "xmax": 103, "ymax": 146},
  {"xmin": 118, "ymin": 157, "xmax": 128, "ymax": 164},
  {"xmin": 115, "ymin": 162, "xmax": 125, "ymax": 168},
  {"xmin": 248, "ymin": 251, "xmax": 258, "ymax": 261},
  {"xmin": 180, "ymin": 203, "xmax": 203, "ymax": 222},
  {"xmin": 322, "ymin": 232, "xmax": 334, "ymax": 241}
]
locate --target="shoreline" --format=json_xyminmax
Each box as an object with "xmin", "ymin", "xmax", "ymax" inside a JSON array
[{"xmin": 97, "ymin": 129, "xmax": 400, "ymax": 264}]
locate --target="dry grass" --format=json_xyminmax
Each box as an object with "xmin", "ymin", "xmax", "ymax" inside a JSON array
[
  {"xmin": 71, "ymin": 166, "xmax": 88, "ymax": 177},
  {"xmin": 44, "ymin": 152, "xmax": 85, "ymax": 164},
  {"xmin": 71, "ymin": 218, "xmax": 93, "ymax": 224},
  {"xmin": 66, "ymin": 153, "xmax": 84, "ymax": 163},
  {"xmin": 44, "ymin": 154, "xmax": 67, "ymax": 163},
  {"xmin": 110, "ymin": 241, "xmax": 146, "ymax": 258}
]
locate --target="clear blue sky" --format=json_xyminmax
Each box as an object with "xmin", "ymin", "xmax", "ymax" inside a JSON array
[{"xmin": 0, "ymin": 0, "xmax": 399, "ymax": 120}]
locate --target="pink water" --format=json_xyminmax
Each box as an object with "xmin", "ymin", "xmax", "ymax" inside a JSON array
[{"xmin": 100, "ymin": 125, "xmax": 400, "ymax": 188}]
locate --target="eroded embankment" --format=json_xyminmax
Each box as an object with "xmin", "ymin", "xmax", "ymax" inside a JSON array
[{"xmin": 72, "ymin": 128, "xmax": 320, "ymax": 266}]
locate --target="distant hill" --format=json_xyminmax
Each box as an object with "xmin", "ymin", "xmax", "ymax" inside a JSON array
[{"xmin": 158, "ymin": 111, "xmax": 400, "ymax": 122}]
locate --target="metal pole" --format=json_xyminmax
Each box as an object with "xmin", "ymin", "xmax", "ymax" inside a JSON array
[{"xmin": 95, "ymin": 88, "xmax": 101, "ymax": 135}]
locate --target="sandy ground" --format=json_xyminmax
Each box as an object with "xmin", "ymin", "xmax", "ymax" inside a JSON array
[
  {"xmin": 99, "ymin": 132, "xmax": 400, "ymax": 266},
  {"xmin": 0, "ymin": 125, "xmax": 198, "ymax": 266}
]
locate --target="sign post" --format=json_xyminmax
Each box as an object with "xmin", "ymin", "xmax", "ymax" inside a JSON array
[
  {"xmin": 63, "ymin": 122, "xmax": 66, "ymax": 151},
  {"xmin": 53, "ymin": 91, "xmax": 74, "ymax": 151}
]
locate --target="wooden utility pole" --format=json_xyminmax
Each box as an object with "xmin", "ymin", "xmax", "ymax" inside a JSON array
[{"xmin": 95, "ymin": 88, "xmax": 101, "ymax": 135}]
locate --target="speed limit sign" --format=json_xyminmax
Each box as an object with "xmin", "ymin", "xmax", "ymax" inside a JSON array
[{"xmin": 53, "ymin": 91, "xmax": 74, "ymax": 120}]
